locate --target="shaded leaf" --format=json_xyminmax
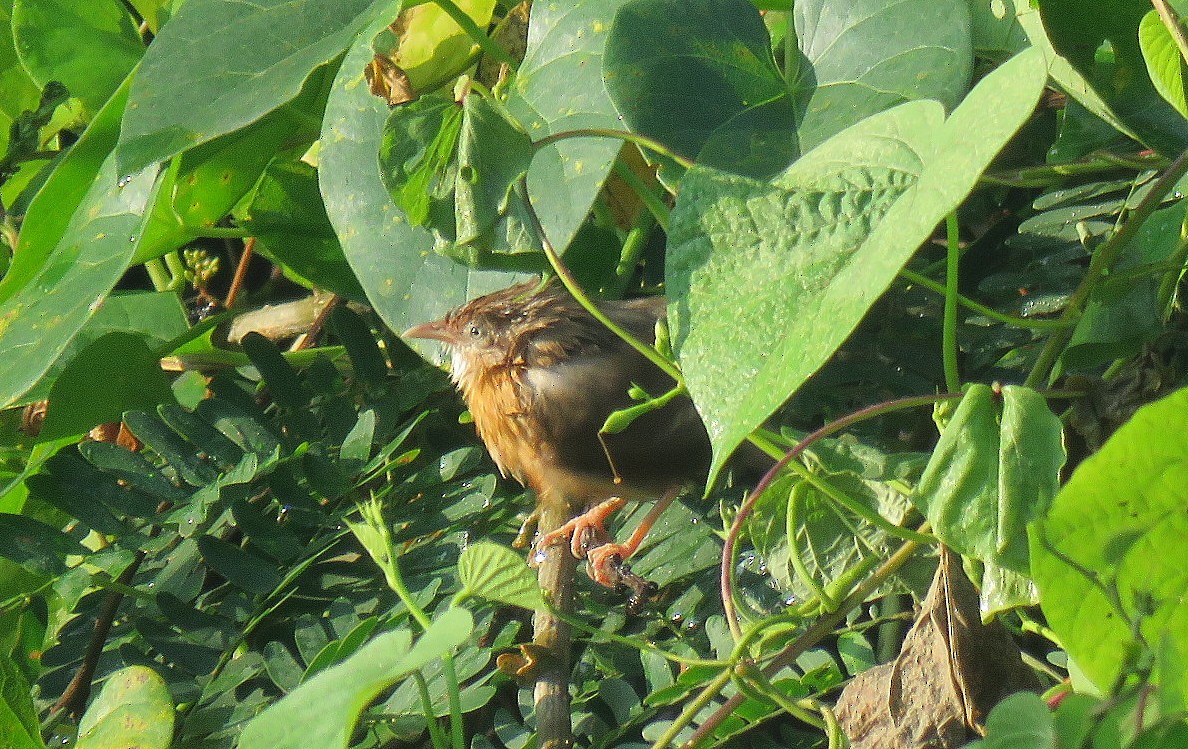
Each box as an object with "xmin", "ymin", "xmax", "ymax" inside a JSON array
[{"xmin": 11, "ymin": 0, "xmax": 142, "ymax": 117}]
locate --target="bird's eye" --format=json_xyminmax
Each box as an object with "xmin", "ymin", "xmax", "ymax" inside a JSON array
[{"xmin": 468, "ymin": 325, "xmax": 481, "ymax": 338}]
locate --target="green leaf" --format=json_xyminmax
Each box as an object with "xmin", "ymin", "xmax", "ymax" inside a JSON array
[
  {"xmin": 505, "ymin": 0, "xmax": 628, "ymax": 256},
  {"xmin": 11, "ymin": 0, "xmax": 143, "ymax": 117},
  {"xmin": 454, "ymin": 96, "xmax": 534, "ymax": 246},
  {"xmin": 38, "ymin": 332, "xmax": 176, "ymax": 442},
  {"xmin": 791, "ymin": 0, "xmax": 972, "ymax": 153},
  {"xmin": 1139, "ymin": 7, "xmax": 1188, "ymax": 118},
  {"xmin": 456, "ymin": 541, "xmax": 544, "ymax": 610},
  {"xmin": 963, "ymin": 692, "xmax": 1056, "ymax": 749},
  {"xmin": 0, "ymin": 655, "xmax": 46, "ymax": 749},
  {"xmin": 196, "ymin": 536, "xmax": 283, "ymax": 595},
  {"xmin": 1038, "ymin": 0, "xmax": 1188, "ymax": 155},
  {"xmin": 116, "ymin": 0, "xmax": 388, "ymax": 174},
  {"xmin": 237, "ymin": 608, "xmax": 473, "ymax": 749},
  {"xmin": 667, "ymin": 48, "xmax": 1048, "ymax": 482},
  {"xmin": 604, "ymin": 0, "xmax": 792, "ymax": 176},
  {"xmin": 320, "ymin": 12, "xmax": 518, "ymax": 353},
  {"xmin": 236, "ymin": 159, "xmax": 366, "ymax": 301},
  {"xmin": 379, "ymin": 95, "xmax": 463, "ymax": 227},
  {"xmin": 0, "ymin": 77, "xmax": 163, "ymax": 409},
  {"xmin": 1030, "ymin": 386, "xmax": 1188, "ymax": 707},
  {"xmin": 16, "ymin": 291, "xmax": 188, "ymax": 406},
  {"xmin": 0, "ymin": 4, "xmax": 42, "ymax": 156},
  {"xmin": 75, "ymin": 666, "xmax": 174, "ymax": 749},
  {"xmin": 604, "ymin": 0, "xmax": 972, "ymax": 177},
  {"xmin": 915, "ymin": 385, "xmax": 1065, "ymax": 574}
]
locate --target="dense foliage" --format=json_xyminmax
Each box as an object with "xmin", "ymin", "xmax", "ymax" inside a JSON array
[{"xmin": 0, "ymin": 0, "xmax": 1186, "ymax": 748}]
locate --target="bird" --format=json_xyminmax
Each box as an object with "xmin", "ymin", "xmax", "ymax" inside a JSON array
[{"xmin": 403, "ymin": 279, "xmax": 713, "ymax": 590}]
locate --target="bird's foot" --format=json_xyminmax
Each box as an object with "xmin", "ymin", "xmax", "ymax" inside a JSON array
[{"xmin": 531, "ymin": 497, "xmax": 625, "ymax": 562}]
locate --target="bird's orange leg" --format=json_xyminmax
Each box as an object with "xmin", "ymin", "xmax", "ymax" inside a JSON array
[
  {"xmin": 583, "ymin": 487, "xmax": 681, "ymax": 587},
  {"xmin": 533, "ymin": 497, "xmax": 625, "ymax": 563}
]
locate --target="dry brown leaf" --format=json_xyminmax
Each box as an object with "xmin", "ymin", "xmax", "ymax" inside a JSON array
[{"xmin": 835, "ymin": 546, "xmax": 1039, "ymax": 748}]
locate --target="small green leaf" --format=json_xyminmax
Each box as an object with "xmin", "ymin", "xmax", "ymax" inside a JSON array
[
  {"xmin": 0, "ymin": 514, "xmax": 86, "ymax": 577},
  {"xmin": 75, "ymin": 665, "xmax": 174, "ymax": 749},
  {"xmin": 1030, "ymin": 386, "xmax": 1188, "ymax": 706},
  {"xmin": 379, "ymin": 95, "xmax": 463, "ymax": 227},
  {"xmin": 457, "ymin": 541, "xmax": 544, "ymax": 610},
  {"xmin": 915, "ymin": 385, "xmax": 1065, "ymax": 574},
  {"xmin": 1139, "ymin": 8, "xmax": 1188, "ymax": 118},
  {"xmin": 238, "ymin": 608, "xmax": 473, "ymax": 749},
  {"xmin": 455, "ymin": 96, "xmax": 533, "ymax": 246}
]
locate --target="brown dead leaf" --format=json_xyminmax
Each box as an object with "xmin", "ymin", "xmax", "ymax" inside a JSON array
[{"xmin": 835, "ymin": 546, "xmax": 1039, "ymax": 748}]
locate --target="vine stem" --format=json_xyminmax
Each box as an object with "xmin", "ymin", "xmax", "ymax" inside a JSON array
[
  {"xmin": 1023, "ymin": 145, "xmax": 1188, "ymax": 387},
  {"xmin": 721, "ymin": 393, "xmax": 960, "ymax": 642},
  {"xmin": 534, "ymin": 128, "xmax": 696, "ymax": 171},
  {"xmin": 897, "ymin": 268, "xmax": 1071, "ymax": 330},
  {"xmin": 515, "ymin": 176, "xmax": 684, "ymax": 384},
  {"xmin": 680, "ymin": 528, "xmax": 927, "ymax": 749},
  {"xmin": 942, "ymin": 212, "xmax": 961, "ymax": 393}
]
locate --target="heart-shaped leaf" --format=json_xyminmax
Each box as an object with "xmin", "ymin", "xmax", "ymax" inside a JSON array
[{"xmin": 667, "ymin": 48, "xmax": 1048, "ymax": 482}]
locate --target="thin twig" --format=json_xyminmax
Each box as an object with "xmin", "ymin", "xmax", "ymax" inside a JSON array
[{"xmin": 224, "ymin": 237, "xmax": 255, "ymax": 309}]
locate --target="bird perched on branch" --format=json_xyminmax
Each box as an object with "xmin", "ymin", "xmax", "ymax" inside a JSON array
[{"xmin": 404, "ymin": 279, "xmax": 712, "ymax": 588}]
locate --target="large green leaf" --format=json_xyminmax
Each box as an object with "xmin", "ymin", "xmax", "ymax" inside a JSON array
[
  {"xmin": 37, "ymin": 332, "xmax": 176, "ymax": 442},
  {"xmin": 603, "ymin": 0, "xmax": 971, "ymax": 178},
  {"xmin": 319, "ymin": 13, "xmax": 517, "ymax": 351},
  {"xmin": 75, "ymin": 666, "xmax": 173, "ymax": 749},
  {"xmin": 1037, "ymin": 0, "xmax": 1188, "ymax": 155},
  {"xmin": 115, "ymin": 0, "xmax": 389, "ymax": 174},
  {"xmin": 0, "ymin": 78, "xmax": 164, "ymax": 409},
  {"xmin": 505, "ymin": 0, "xmax": 629, "ymax": 256},
  {"xmin": 791, "ymin": 0, "xmax": 972, "ymax": 153},
  {"xmin": 11, "ymin": 0, "xmax": 143, "ymax": 117},
  {"xmin": 914, "ymin": 385, "xmax": 1065, "ymax": 574},
  {"xmin": 1030, "ymin": 386, "xmax": 1188, "ymax": 708},
  {"xmin": 238, "ymin": 608, "xmax": 473, "ymax": 749},
  {"xmin": 604, "ymin": 0, "xmax": 790, "ymax": 176},
  {"xmin": 666, "ymin": 48, "xmax": 1047, "ymax": 481}
]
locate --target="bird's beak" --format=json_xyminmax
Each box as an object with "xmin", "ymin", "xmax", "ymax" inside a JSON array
[{"xmin": 403, "ymin": 319, "xmax": 456, "ymax": 345}]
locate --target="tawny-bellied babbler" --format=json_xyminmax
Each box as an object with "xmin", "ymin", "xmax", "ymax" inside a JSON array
[{"xmin": 404, "ymin": 279, "xmax": 714, "ymax": 749}]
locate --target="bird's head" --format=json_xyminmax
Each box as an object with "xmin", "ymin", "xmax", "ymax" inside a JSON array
[{"xmin": 403, "ymin": 281, "xmax": 551, "ymax": 393}]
